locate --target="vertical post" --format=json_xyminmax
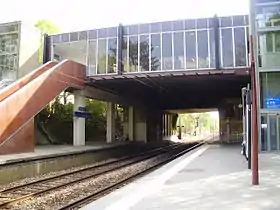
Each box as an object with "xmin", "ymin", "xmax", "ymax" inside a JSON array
[
  {"xmin": 73, "ymin": 91, "xmax": 86, "ymax": 146},
  {"xmin": 249, "ymin": 0, "xmax": 259, "ymax": 186},
  {"xmin": 246, "ymin": 85, "xmax": 252, "ymax": 169},
  {"xmin": 106, "ymin": 102, "xmax": 115, "ymax": 143},
  {"xmin": 178, "ymin": 116, "xmax": 182, "ymax": 140},
  {"xmin": 128, "ymin": 106, "xmax": 134, "ymax": 141},
  {"xmin": 117, "ymin": 24, "xmax": 123, "ymax": 75},
  {"xmin": 213, "ymin": 14, "xmax": 220, "ymax": 69},
  {"xmin": 250, "ymin": 36, "xmax": 259, "ymax": 185},
  {"xmin": 42, "ymin": 34, "xmax": 51, "ymax": 64}
]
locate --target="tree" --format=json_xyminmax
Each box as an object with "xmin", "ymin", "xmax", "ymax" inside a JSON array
[
  {"xmin": 35, "ymin": 20, "xmax": 60, "ymax": 64},
  {"xmin": 35, "ymin": 20, "xmax": 60, "ymax": 34}
]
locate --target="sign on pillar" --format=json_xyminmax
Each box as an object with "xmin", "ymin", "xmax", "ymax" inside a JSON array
[{"xmin": 73, "ymin": 92, "xmax": 87, "ymax": 146}]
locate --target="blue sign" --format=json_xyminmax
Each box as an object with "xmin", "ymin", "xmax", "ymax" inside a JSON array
[
  {"xmin": 78, "ymin": 107, "xmax": 87, "ymax": 112},
  {"xmin": 74, "ymin": 111, "xmax": 91, "ymax": 119},
  {"xmin": 266, "ymin": 97, "xmax": 280, "ymax": 109}
]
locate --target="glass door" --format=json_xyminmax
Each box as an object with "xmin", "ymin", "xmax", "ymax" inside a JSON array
[{"xmin": 268, "ymin": 115, "xmax": 278, "ymax": 151}]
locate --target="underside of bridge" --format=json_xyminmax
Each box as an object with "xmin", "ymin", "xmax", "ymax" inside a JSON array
[{"xmin": 87, "ymin": 69, "xmax": 250, "ymax": 110}]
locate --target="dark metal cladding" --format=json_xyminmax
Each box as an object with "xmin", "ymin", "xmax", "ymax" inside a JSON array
[
  {"xmin": 43, "ymin": 34, "xmax": 51, "ymax": 64},
  {"xmin": 117, "ymin": 24, "xmax": 123, "ymax": 75}
]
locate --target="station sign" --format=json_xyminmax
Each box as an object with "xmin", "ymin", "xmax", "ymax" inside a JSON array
[
  {"xmin": 266, "ymin": 97, "xmax": 280, "ymax": 109},
  {"xmin": 74, "ymin": 106, "xmax": 90, "ymax": 118}
]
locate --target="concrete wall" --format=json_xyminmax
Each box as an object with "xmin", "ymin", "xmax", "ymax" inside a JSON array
[
  {"xmin": 18, "ymin": 22, "xmax": 41, "ymax": 78},
  {"xmin": 134, "ymin": 107, "xmax": 147, "ymax": 142},
  {"xmin": 219, "ymin": 98, "xmax": 243, "ymax": 143},
  {"xmin": 147, "ymin": 109, "xmax": 163, "ymax": 142}
]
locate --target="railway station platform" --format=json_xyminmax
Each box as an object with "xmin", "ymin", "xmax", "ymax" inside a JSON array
[
  {"xmin": 0, "ymin": 141, "xmax": 127, "ymax": 165},
  {"xmin": 82, "ymin": 143, "xmax": 280, "ymax": 210}
]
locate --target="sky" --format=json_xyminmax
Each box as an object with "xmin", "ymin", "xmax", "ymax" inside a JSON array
[{"xmin": 0, "ymin": 0, "xmax": 249, "ymax": 33}]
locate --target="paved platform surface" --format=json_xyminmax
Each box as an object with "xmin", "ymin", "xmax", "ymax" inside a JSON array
[
  {"xmin": 82, "ymin": 144, "xmax": 280, "ymax": 210},
  {"xmin": 0, "ymin": 142, "xmax": 125, "ymax": 165}
]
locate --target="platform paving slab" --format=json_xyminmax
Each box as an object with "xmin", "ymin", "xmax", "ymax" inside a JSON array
[{"xmin": 82, "ymin": 144, "xmax": 280, "ymax": 210}]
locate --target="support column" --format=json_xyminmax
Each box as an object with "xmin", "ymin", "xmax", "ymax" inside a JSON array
[
  {"xmin": 128, "ymin": 106, "xmax": 134, "ymax": 141},
  {"xmin": 106, "ymin": 102, "xmax": 115, "ymax": 143},
  {"xmin": 73, "ymin": 91, "xmax": 86, "ymax": 146}
]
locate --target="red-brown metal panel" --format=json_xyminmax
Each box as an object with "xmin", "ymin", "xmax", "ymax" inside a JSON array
[
  {"xmin": 0, "ymin": 61, "xmax": 58, "ymax": 102},
  {"xmin": 0, "ymin": 60, "xmax": 86, "ymax": 149}
]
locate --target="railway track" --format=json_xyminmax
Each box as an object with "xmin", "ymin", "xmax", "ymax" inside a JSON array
[
  {"xmin": 58, "ymin": 142, "xmax": 203, "ymax": 210},
  {"xmin": 0, "ymin": 142, "xmax": 191, "ymax": 209}
]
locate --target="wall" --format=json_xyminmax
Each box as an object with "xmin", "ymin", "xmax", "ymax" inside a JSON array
[
  {"xmin": 219, "ymin": 98, "xmax": 243, "ymax": 143},
  {"xmin": 134, "ymin": 108, "xmax": 147, "ymax": 142},
  {"xmin": 18, "ymin": 22, "xmax": 41, "ymax": 78}
]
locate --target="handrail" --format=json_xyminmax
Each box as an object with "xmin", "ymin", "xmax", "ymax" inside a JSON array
[{"xmin": 0, "ymin": 61, "xmax": 58, "ymax": 102}]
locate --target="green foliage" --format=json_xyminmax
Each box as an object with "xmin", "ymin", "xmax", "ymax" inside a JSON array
[
  {"xmin": 37, "ymin": 93, "xmax": 107, "ymax": 144},
  {"xmin": 35, "ymin": 20, "xmax": 60, "ymax": 34}
]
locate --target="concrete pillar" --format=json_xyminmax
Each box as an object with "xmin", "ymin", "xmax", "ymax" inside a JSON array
[
  {"xmin": 135, "ymin": 108, "xmax": 147, "ymax": 142},
  {"xmin": 73, "ymin": 91, "xmax": 86, "ymax": 146},
  {"xmin": 166, "ymin": 114, "xmax": 169, "ymax": 136},
  {"xmin": 106, "ymin": 102, "xmax": 115, "ymax": 143},
  {"xmin": 128, "ymin": 106, "xmax": 134, "ymax": 141},
  {"xmin": 162, "ymin": 114, "xmax": 165, "ymax": 136},
  {"xmin": 168, "ymin": 114, "xmax": 171, "ymax": 136}
]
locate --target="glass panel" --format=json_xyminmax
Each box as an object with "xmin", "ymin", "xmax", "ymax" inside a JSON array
[
  {"xmin": 220, "ymin": 16, "xmax": 232, "ymax": 27},
  {"xmin": 174, "ymin": 32, "xmax": 184, "ymax": 69},
  {"xmin": 98, "ymin": 29, "xmax": 107, "ymax": 38},
  {"xmin": 197, "ymin": 30, "xmax": 209, "ymax": 68},
  {"xmin": 162, "ymin": 33, "xmax": 173, "ymax": 70},
  {"xmin": 261, "ymin": 115, "xmax": 268, "ymax": 151},
  {"xmin": 97, "ymin": 39, "xmax": 107, "ymax": 74},
  {"xmin": 269, "ymin": 116, "xmax": 278, "ymax": 150},
  {"xmin": 185, "ymin": 31, "xmax": 197, "ymax": 69},
  {"xmin": 107, "ymin": 27, "xmax": 117, "ymax": 37},
  {"xmin": 79, "ymin": 31, "xmax": 88, "ymax": 40},
  {"xmin": 151, "ymin": 23, "xmax": 161, "ymax": 33},
  {"xmin": 173, "ymin": 20, "xmax": 184, "ymax": 31},
  {"xmin": 221, "ymin": 29, "xmax": 233, "ymax": 67},
  {"xmin": 128, "ymin": 36, "xmax": 138, "ymax": 72},
  {"xmin": 162, "ymin": 21, "xmax": 173, "ymax": 32},
  {"xmin": 139, "ymin": 24, "xmax": 150, "ymax": 34},
  {"xmin": 197, "ymin": 19, "xmax": 208, "ymax": 29},
  {"xmin": 151, "ymin": 34, "xmax": 161, "ymax": 71},
  {"xmin": 139, "ymin": 35, "xmax": 150, "ymax": 71},
  {"xmin": 52, "ymin": 35, "xmax": 61, "ymax": 43},
  {"xmin": 233, "ymin": 16, "xmax": 245, "ymax": 26},
  {"xmin": 70, "ymin": 32, "xmax": 78, "ymax": 41},
  {"xmin": 0, "ymin": 24, "xmax": 18, "ymax": 33},
  {"xmin": 129, "ymin": 25, "xmax": 138, "ymax": 35},
  {"xmin": 185, "ymin": 20, "xmax": 195, "ymax": 29},
  {"xmin": 123, "ymin": 26, "xmax": 129, "ymax": 35},
  {"xmin": 61, "ymin": 33, "xmax": 69, "ymax": 42},
  {"xmin": 260, "ymin": 72, "xmax": 280, "ymax": 108},
  {"xmin": 258, "ymin": 31, "xmax": 280, "ymax": 68},
  {"xmin": 53, "ymin": 41, "xmax": 87, "ymax": 64},
  {"xmin": 122, "ymin": 36, "xmax": 128, "ymax": 72},
  {"xmin": 88, "ymin": 40, "xmax": 97, "ymax": 75},
  {"xmin": 256, "ymin": 3, "xmax": 280, "ymax": 28},
  {"xmin": 278, "ymin": 117, "xmax": 280, "ymax": 150},
  {"xmin": 256, "ymin": 0, "xmax": 280, "ymax": 2},
  {"xmin": 89, "ymin": 30, "xmax": 97, "ymax": 39},
  {"xmin": 209, "ymin": 30, "xmax": 215, "ymax": 68},
  {"xmin": 107, "ymin": 38, "xmax": 117, "ymax": 73},
  {"xmin": 234, "ymin": 27, "xmax": 247, "ymax": 66}
]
